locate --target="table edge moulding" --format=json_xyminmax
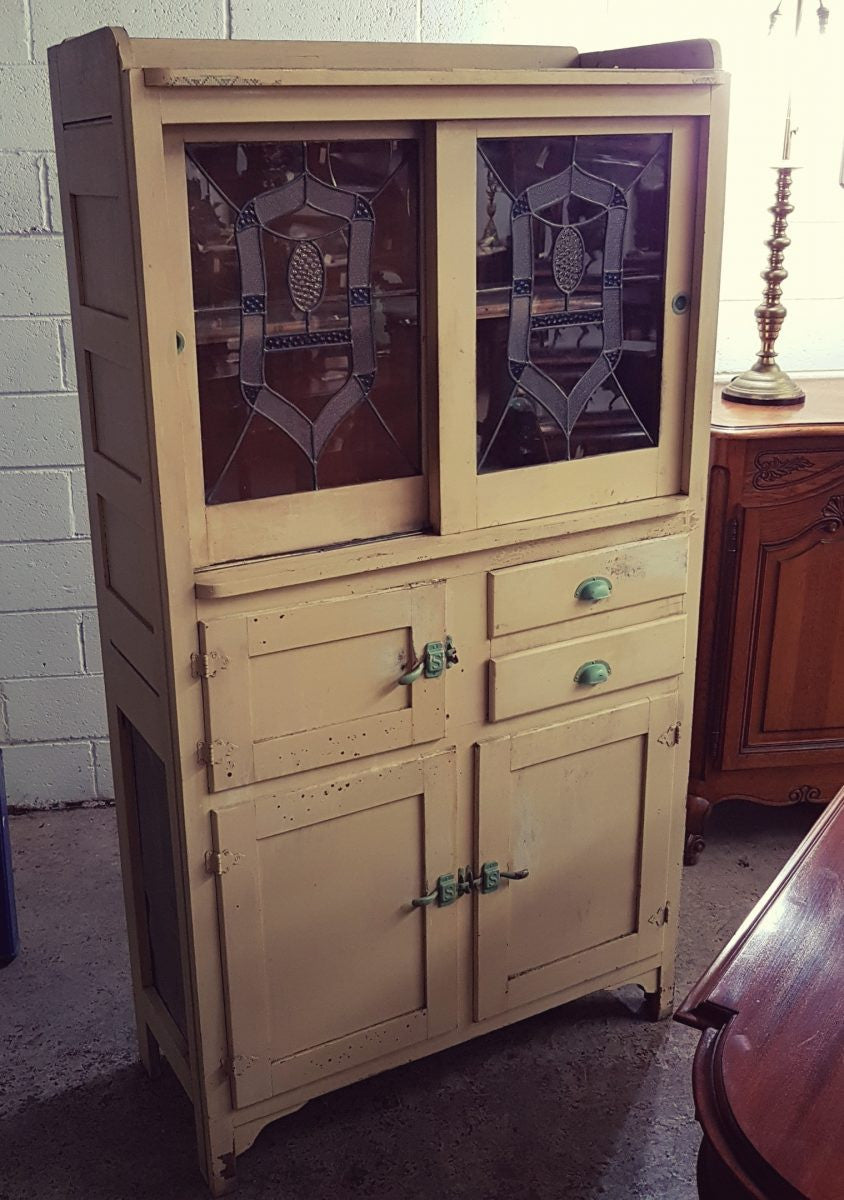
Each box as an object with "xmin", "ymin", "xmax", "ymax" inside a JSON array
[
  {"xmin": 48, "ymin": 28, "xmax": 728, "ymax": 1194},
  {"xmin": 686, "ymin": 378, "xmax": 844, "ymax": 865},
  {"xmin": 676, "ymin": 784, "xmax": 844, "ymax": 1199}
]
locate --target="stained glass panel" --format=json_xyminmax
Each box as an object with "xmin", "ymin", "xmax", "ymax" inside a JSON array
[
  {"xmin": 476, "ymin": 134, "xmax": 669, "ymax": 473},
  {"xmin": 185, "ymin": 139, "xmax": 421, "ymax": 504}
]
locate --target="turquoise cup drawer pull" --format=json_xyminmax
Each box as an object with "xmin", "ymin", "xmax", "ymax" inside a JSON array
[
  {"xmin": 574, "ymin": 576, "xmax": 612, "ymax": 603},
  {"xmin": 574, "ymin": 660, "xmax": 612, "ymax": 687}
]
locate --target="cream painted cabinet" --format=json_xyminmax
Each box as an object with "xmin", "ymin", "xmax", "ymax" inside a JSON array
[{"xmin": 49, "ymin": 29, "xmax": 727, "ymax": 1195}]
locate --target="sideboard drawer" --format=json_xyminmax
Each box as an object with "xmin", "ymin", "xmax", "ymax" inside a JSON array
[
  {"xmin": 489, "ymin": 615, "xmax": 686, "ymax": 721},
  {"xmin": 488, "ymin": 534, "xmax": 689, "ymax": 638}
]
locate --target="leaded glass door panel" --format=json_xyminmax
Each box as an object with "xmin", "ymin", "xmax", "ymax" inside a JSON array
[
  {"xmin": 472, "ymin": 118, "xmax": 698, "ymax": 529},
  {"xmin": 165, "ymin": 124, "xmax": 429, "ymax": 563}
]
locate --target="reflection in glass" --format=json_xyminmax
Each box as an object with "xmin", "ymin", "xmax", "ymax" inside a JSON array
[
  {"xmin": 185, "ymin": 139, "xmax": 421, "ymax": 504},
  {"xmin": 476, "ymin": 134, "xmax": 670, "ymax": 473}
]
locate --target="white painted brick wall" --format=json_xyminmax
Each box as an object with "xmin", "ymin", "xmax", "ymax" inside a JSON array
[
  {"xmin": 0, "ymin": 0, "xmax": 226, "ymax": 810},
  {"xmin": 0, "ymin": 0, "xmax": 842, "ymax": 809}
]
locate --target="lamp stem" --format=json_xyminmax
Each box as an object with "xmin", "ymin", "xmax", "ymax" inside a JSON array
[{"xmin": 721, "ymin": 163, "xmax": 806, "ymax": 405}]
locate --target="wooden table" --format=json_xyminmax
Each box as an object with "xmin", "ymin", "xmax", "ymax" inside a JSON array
[{"xmin": 675, "ymin": 786, "xmax": 844, "ymax": 1198}]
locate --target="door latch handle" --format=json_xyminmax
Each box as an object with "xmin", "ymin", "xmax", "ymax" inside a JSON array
[
  {"xmin": 458, "ymin": 861, "xmax": 530, "ymax": 895},
  {"xmin": 398, "ymin": 658, "xmax": 427, "ymax": 686},
  {"xmin": 411, "ymin": 873, "xmax": 457, "ymax": 908},
  {"xmin": 398, "ymin": 636, "xmax": 458, "ymax": 685}
]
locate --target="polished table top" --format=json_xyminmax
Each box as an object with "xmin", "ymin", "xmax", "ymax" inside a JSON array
[
  {"xmin": 711, "ymin": 377, "xmax": 843, "ymax": 436},
  {"xmin": 676, "ymin": 786, "xmax": 844, "ymax": 1199}
]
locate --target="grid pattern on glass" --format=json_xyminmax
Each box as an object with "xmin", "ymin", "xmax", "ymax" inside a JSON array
[
  {"xmin": 185, "ymin": 140, "xmax": 421, "ymax": 504},
  {"xmin": 477, "ymin": 134, "xmax": 669, "ymax": 472}
]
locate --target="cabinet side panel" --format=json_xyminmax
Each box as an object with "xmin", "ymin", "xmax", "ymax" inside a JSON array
[{"xmin": 48, "ymin": 31, "xmax": 195, "ymax": 1097}]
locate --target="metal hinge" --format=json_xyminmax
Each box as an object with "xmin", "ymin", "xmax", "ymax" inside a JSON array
[
  {"xmin": 196, "ymin": 739, "xmax": 226, "ymax": 766},
  {"xmin": 725, "ymin": 517, "xmax": 739, "ymax": 554},
  {"xmin": 190, "ymin": 650, "xmax": 229, "ymax": 679},
  {"xmin": 204, "ymin": 848, "xmax": 242, "ymax": 876},
  {"xmin": 648, "ymin": 901, "xmax": 671, "ymax": 928},
  {"xmin": 658, "ymin": 723, "xmax": 682, "ymax": 747}
]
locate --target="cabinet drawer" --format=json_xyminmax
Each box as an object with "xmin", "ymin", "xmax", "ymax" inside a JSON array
[
  {"xmin": 490, "ymin": 615, "xmax": 686, "ymax": 721},
  {"xmin": 488, "ymin": 534, "xmax": 689, "ymax": 638}
]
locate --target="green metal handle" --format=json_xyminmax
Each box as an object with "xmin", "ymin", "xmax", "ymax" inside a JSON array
[
  {"xmin": 574, "ymin": 659, "xmax": 611, "ymax": 687},
  {"xmin": 398, "ymin": 659, "xmax": 426, "ymax": 686},
  {"xmin": 574, "ymin": 576, "xmax": 612, "ymax": 603},
  {"xmin": 461, "ymin": 861, "xmax": 531, "ymax": 895},
  {"xmin": 399, "ymin": 638, "xmax": 457, "ymax": 685},
  {"xmin": 411, "ymin": 873, "xmax": 456, "ymax": 908}
]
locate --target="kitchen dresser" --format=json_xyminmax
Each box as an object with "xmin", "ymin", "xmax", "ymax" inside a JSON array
[
  {"xmin": 686, "ymin": 381, "xmax": 844, "ymax": 863},
  {"xmin": 49, "ymin": 29, "xmax": 728, "ymax": 1194}
]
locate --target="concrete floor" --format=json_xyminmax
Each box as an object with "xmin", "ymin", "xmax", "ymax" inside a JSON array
[{"xmin": 0, "ymin": 800, "xmax": 818, "ymax": 1200}]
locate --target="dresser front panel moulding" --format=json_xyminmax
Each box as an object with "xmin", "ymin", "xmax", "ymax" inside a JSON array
[
  {"xmin": 686, "ymin": 380, "xmax": 844, "ymax": 864},
  {"xmin": 49, "ymin": 29, "xmax": 728, "ymax": 1194}
]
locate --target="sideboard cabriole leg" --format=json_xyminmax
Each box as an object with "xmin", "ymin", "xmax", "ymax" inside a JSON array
[{"xmin": 685, "ymin": 794, "xmax": 713, "ymax": 865}]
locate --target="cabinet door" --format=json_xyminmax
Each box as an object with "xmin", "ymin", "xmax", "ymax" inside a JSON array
[
  {"xmin": 445, "ymin": 116, "xmax": 699, "ymax": 530},
  {"xmin": 211, "ymin": 751, "xmax": 458, "ymax": 1108},
  {"xmin": 198, "ymin": 581, "xmax": 446, "ymax": 791},
  {"xmin": 166, "ymin": 127, "xmax": 428, "ymax": 564},
  {"xmin": 475, "ymin": 696, "xmax": 679, "ymax": 1021},
  {"xmin": 721, "ymin": 489, "xmax": 844, "ymax": 771}
]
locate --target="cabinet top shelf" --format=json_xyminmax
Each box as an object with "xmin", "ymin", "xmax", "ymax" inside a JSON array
[{"xmin": 56, "ymin": 27, "xmax": 725, "ymax": 86}]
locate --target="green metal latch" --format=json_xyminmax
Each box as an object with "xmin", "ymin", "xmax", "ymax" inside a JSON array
[
  {"xmin": 398, "ymin": 635, "xmax": 459, "ymax": 685},
  {"xmin": 457, "ymin": 861, "xmax": 530, "ymax": 896},
  {"xmin": 574, "ymin": 659, "xmax": 611, "ymax": 687},
  {"xmin": 411, "ymin": 873, "xmax": 457, "ymax": 908},
  {"xmin": 574, "ymin": 576, "xmax": 612, "ymax": 603}
]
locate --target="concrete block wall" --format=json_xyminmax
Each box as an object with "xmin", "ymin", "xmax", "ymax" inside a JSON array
[{"xmin": 1, "ymin": 0, "xmax": 842, "ymax": 808}]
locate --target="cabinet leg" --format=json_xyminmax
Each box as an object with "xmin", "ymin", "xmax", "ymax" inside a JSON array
[
  {"xmin": 138, "ymin": 1020, "xmax": 162, "ymax": 1080},
  {"xmin": 642, "ymin": 968, "xmax": 675, "ymax": 1022},
  {"xmin": 203, "ymin": 1119, "xmax": 239, "ymax": 1198},
  {"xmin": 685, "ymin": 794, "xmax": 713, "ymax": 865}
]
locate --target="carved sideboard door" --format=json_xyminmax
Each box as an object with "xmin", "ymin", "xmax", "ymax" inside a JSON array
[{"xmin": 687, "ymin": 381, "xmax": 844, "ymax": 862}]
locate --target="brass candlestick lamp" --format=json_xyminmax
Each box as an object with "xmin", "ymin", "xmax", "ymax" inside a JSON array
[{"xmin": 722, "ymin": 0, "xmax": 830, "ymax": 405}]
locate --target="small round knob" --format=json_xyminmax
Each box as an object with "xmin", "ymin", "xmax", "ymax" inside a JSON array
[
  {"xmin": 574, "ymin": 660, "xmax": 611, "ymax": 687},
  {"xmin": 574, "ymin": 576, "xmax": 612, "ymax": 603}
]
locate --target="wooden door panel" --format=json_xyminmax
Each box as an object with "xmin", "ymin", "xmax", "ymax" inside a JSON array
[
  {"xmin": 199, "ymin": 582, "xmax": 447, "ymax": 791},
  {"xmin": 722, "ymin": 493, "xmax": 844, "ymax": 769},
  {"xmin": 475, "ymin": 696, "xmax": 678, "ymax": 1021},
  {"xmin": 212, "ymin": 751, "xmax": 458, "ymax": 1107}
]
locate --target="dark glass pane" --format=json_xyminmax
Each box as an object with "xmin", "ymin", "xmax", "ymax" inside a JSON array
[
  {"xmin": 186, "ymin": 139, "xmax": 421, "ymax": 504},
  {"xmin": 477, "ymin": 134, "xmax": 669, "ymax": 473}
]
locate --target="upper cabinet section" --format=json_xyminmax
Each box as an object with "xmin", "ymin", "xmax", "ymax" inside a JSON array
[
  {"xmin": 50, "ymin": 32, "xmax": 725, "ymax": 569},
  {"xmin": 185, "ymin": 137, "xmax": 422, "ymax": 505},
  {"xmin": 476, "ymin": 132, "xmax": 669, "ymax": 472}
]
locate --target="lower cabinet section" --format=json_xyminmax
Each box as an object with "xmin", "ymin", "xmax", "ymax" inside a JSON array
[
  {"xmin": 210, "ymin": 751, "xmax": 459, "ymax": 1108},
  {"xmin": 475, "ymin": 696, "xmax": 680, "ymax": 1020},
  {"xmin": 210, "ymin": 694, "xmax": 681, "ymax": 1110}
]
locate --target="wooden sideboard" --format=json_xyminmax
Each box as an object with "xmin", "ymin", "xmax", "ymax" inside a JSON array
[
  {"xmin": 676, "ymin": 786, "xmax": 844, "ymax": 1199},
  {"xmin": 686, "ymin": 380, "xmax": 844, "ymax": 863}
]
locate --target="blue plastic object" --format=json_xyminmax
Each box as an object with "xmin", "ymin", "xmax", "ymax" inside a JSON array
[{"xmin": 0, "ymin": 749, "xmax": 20, "ymax": 966}]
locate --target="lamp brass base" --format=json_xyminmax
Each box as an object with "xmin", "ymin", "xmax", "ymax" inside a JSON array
[{"xmin": 721, "ymin": 361, "xmax": 806, "ymax": 406}]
